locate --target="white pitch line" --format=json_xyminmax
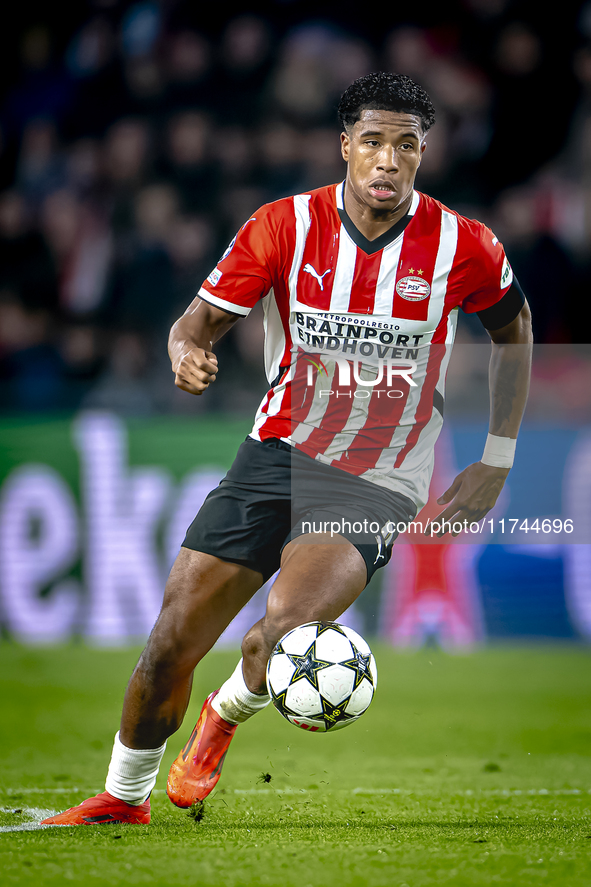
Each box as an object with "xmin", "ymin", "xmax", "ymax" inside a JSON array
[
  {"xmin": 1, "ymin": 788, "xmax": 96, "ymax": 795},
  {"xmin": 1, "ymin": 787, "xmax": 589, "ymax": 799},
  {"xmin": 0, "ymin": 807, "xmax": 63, "ymax": 833},
  {"xmin": 351, "ymin": 788, "xmax": 589, "ymax": 796},
  {"xmin": 227, "ymin": 787, "xmax": 590, "ymax": 796},
  {"xmin": 1, "ymin": 786, "xmax": 588, "ymax": 834}
]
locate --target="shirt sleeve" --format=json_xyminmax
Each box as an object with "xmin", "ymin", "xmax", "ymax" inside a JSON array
[
  {"xmin": 460, "ymin": 222, "xmax": 514, "ymax": 315},
  {"xmin": 198, "ymin": 205, "xmax": 279, "ymax": 316}
]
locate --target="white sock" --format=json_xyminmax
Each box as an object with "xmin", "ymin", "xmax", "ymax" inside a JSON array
[
  {"xmin": 211, "ymin": 659, "xmax": 271, "ymax": 725},
  {"xmin": 105, "ymin": 732, "xmax": 167, "ymax": 805}
]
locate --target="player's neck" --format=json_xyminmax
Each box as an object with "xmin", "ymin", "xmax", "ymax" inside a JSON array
[{"xmin": 343, "ymin": 182, "xmax": 414, "ymax": 242}]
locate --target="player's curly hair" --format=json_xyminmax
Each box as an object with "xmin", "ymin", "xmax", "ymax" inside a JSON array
[{"xmin": 338, "ymin": 72, "xmax": 436, "ymax": 133}]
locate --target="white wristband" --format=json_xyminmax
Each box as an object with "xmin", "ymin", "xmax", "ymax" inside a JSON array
[{"xmin": 481, "ymin": 433, "xmax": 516, "ymax": 469}]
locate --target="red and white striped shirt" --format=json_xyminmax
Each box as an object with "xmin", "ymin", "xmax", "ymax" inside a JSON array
[{"xmin": 199, "ymin": 183, "xmax": 513, "ymax": 508}]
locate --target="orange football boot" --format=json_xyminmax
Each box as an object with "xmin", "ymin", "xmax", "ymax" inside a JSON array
[
  {"xmin": 40, "ymin": 791, "xmax": 150, "ymax": 825},
  {"xmin": 167, "ymin": 691, "xmax": 237, "ymax": 807}
]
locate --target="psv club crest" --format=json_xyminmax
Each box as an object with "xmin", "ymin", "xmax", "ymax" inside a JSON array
[{"xmin": 396, "ymin": 275, "xmax": 431, "ymax": 301}]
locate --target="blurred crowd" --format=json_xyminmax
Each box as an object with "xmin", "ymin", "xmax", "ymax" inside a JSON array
[{"xmin": 1, "ymin": 0, "xmax": 590, "ymax": 416}]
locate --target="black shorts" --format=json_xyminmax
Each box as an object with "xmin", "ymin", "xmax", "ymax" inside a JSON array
[{"xmin": 182, "ymin": 437, "xmax": 417, "ymax": 584}]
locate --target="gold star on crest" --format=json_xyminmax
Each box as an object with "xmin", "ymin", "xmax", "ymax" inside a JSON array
[
  {"xmin": 409, "ymin": 267, "xmax": 415, "ymax": 274},
  {"xmin": 417, "ymin": 269, "xmax": 424, "ymax": 275}
]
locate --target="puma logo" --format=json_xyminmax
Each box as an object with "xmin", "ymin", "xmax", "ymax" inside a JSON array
[
  {"xmin": 373, "ymin": 535, "xmax": 386, "ymax": 566},
  {"xmin": 303, "ymin": 263, "xmax": 331, "ymax": 290}
]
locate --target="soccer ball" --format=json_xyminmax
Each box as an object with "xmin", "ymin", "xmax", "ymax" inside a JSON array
[{"xmin": 265, "ymin": 621, "xmax": 377, "ymax": 732}]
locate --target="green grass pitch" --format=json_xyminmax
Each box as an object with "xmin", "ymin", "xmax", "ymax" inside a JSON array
[{"xmin": 1, "ymin": 643, "xmax": 590, "ymax": 886}]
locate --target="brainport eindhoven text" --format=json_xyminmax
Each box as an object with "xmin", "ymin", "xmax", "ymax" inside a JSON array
[{"xmin": 294, "ymin": 311, "xmax": 426, "ymax": 358}]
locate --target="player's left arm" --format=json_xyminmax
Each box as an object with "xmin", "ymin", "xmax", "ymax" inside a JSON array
[{"xmin": 428, "ymin": 297, "xmax": 533, "ymax": 537}]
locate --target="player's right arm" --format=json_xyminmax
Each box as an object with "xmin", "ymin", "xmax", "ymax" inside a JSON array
[
  {"xmin": 168, "ymin": 297, "xmax": 240, "ymax": 396},
  {"xmin": 169, "ymin": 203, "xmax": 283, "ymax": 396}
]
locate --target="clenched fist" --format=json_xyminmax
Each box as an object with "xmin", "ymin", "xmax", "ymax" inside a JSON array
[{"xmin": 172, "ymin": 346, "xmax": 218, "ymax": 395}]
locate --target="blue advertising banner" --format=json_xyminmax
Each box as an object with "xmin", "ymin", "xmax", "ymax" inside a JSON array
[{"xmin": 0, "ymin": 412, "xmax": 589, "ymax": 646}]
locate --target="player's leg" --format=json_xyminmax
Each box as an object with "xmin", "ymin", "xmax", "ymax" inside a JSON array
[
  {"xmin": 41, "ymin": 549, "xmax": 263, "ymax": 825},
  {"xmin": 164, "ymin": 551, "xmax": 277, "ymax": 809},
  {"xmin": 166, "ymin": 535, "xmax": 368, "ymax": 808},
  {"xmin": 165, "ymin": 448, "xmax": 415, "ymax": 807},
  {"xmin": 119, "ymin": 548, "xmax": 262, "ymax": 749},
  {"xmin": 241, "ymin": 535, "xmax": 367, "ymax": 693}
]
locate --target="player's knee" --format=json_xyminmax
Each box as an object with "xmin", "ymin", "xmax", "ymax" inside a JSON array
[
  {"xmin": 140, "ymin": 627, "xmax": 201, "ymax": 683},
  {"xmin": 241, "ymin": 622, "xmax": 265, "ymax": 663},
  {"xmin": 260, "ymin": 603, "xmax": 305, "ymax": 652},
  {"xmin": 241, "ymin": 608, "xmax": 293, "ymax": 661}
]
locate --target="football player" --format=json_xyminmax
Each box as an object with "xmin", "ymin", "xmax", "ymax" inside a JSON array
[{"xmin": 43, "ymin": 72, "xmax": 532, "ymax": 826}]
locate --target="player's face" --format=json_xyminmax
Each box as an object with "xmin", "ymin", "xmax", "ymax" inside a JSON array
[{"xmin": 341, "ymin": 110, "xmax": 426, "ymax": 214}]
